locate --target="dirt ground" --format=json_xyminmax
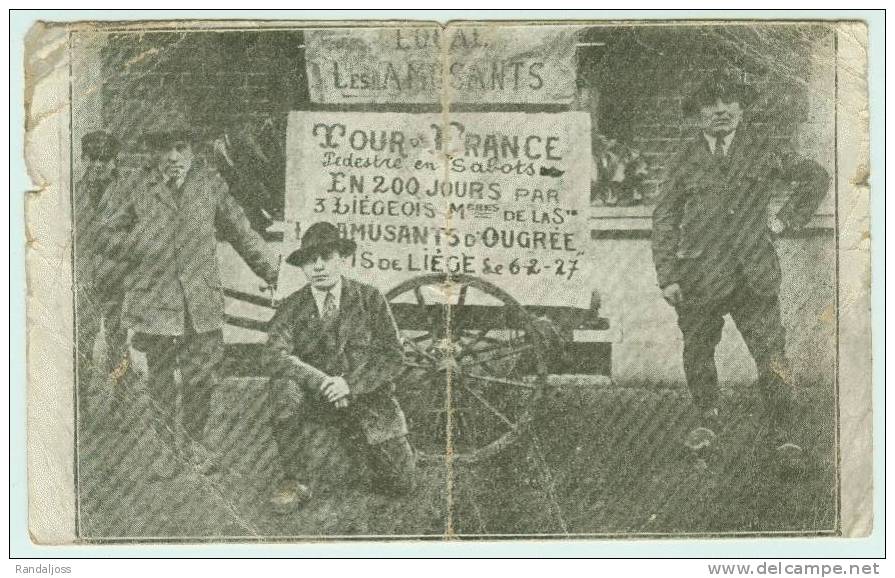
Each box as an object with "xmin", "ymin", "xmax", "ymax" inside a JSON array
[{"xmin": 76, "ymin": 373, "xmax": 838, "ymax": 540}]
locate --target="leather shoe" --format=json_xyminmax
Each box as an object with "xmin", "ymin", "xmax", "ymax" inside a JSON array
[
  {"xmin": 684, "ymin": 426, "xmax": 717, "ymax": 452},
  {"xmin": 684, "ymin": 407, "xmax": 720, "ymax": 453},
  {"xmin": 269, "ymin": 479, "xmax": 312, "ymax": 514},
  {"xmin": 774, "ymin": 441, "xmax": 805, "ymax": 475}
]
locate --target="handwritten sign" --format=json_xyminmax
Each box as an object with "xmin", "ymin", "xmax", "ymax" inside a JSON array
[
  {"xmin": 304, "ymin": 26, "xmax": 578, "ymax": 105},
  {"xmin": 282, "ymin": 111, "xmax": 592, "ymax": 308}
]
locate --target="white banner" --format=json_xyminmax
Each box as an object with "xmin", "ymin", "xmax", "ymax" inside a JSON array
[
  {"xmin": 282, "ymin": 111, "xmax": 592, "ymax": 308},
  {"xmin": 305, "ymin": 26, "xmax": 578, "ymax": 105}
]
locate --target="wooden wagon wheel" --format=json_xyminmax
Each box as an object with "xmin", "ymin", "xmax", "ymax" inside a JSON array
[{"xmin": 386, "ymin": 273, "xmax": 549, "ymax": 464}]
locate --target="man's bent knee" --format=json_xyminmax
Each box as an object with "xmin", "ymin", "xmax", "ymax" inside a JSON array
[{"xmin": 268, "ymin": 377, "xmax": 305, "ymax": 424}]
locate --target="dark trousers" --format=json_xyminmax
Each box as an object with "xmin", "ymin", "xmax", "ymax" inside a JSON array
[
  {"xmin": 675, "ymin": 287, "xmax": 792, "ymax": 428},
  {"xmin": 269, "ymin": 377, "xmax": 416, "ymax": 496},
  {"xmin": 133, "ymin": 329, "xmax": 223, "ymax": 445}
]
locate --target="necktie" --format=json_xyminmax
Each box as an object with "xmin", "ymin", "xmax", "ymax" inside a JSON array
[
  {"xmin": 167, "ymin": 177, "xmax": 182, "ymax": 203},
  {"xmin": 714, "ymin": 135, "xmax": 726, "ymax": 160},
  {"xmin": 320, "ymin": 290, "xmax": 339, "ymax": 371},
  {"xmin": 321, "ymin": 290, "xmax": 337, "ymax": 322}
]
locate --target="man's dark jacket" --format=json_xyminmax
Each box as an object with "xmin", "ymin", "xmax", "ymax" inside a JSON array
[
  {"xmin": 651, "ymin": 127, "xmax": 830, "ymax": 301},
  {"xmin": 265, "ymin": 277, "xmax": 408, "ymax": 445},
  {"xmin": 75, "ymin": 174, "xmax": 128, "ymax": 298},
  {"xmin": 103, "ymin": 165, "xmax": 279, "ymax": 335}
]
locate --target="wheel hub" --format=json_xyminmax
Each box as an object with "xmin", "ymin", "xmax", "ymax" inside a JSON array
[{"xmin": 433, "ymin": 338, "xmax": 462, "ymax": 372}]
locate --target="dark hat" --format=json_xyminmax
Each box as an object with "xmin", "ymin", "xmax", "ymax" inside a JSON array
[
  {"xmin": 285, "ymin": 222, "xmax": 357, "ymax": 267},
  {"xmin": 682, "ymin": 72, "xmax": 755, "ymax": 117},
  {"xmin": 81, "ymin": 131, "xmax": 120, "ymax": 161},
  {"xmin": 139, "ymin": 127, "xmax": 196, "ymax": 151}
]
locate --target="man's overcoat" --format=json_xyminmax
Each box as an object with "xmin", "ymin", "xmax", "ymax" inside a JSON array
[{"xmin": 105, "ymin": 165, "xmax": 278, "ymax": 335}]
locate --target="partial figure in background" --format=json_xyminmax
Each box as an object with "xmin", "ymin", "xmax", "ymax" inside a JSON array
[
  {"xmin": 590, "ymin": 135, "xmax": 650, "ymax": 207},
  {"xmin": 265, "ymin": 222, "xmax": 416, "ymax": 513},
  {"xmin": 651, "ymin": 73, "xmax": 829, "ymax": 470},
  {"xmin": 74, "ymin": 131, "xmax": 132, "ymax": 424},
  {"xmin": 104, "ymin": 129, "xmax": 280, "ymax": 479}
]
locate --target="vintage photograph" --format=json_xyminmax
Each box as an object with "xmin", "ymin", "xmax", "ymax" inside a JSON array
[{"xmin": 23, "ymin": 18, "xmax": 871, "ymax": 542}]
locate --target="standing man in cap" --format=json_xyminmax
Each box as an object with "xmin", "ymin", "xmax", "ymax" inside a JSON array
[
  {"xmin": 651, "ymin": 73, "xmax": 829, "ymax": 466},
  {"xmin": 104, "ymin": 128, "xmax": 280, "ymax": 477},
  {"xmin": 265, "ymin": 221, "xmax": 415, "ymax": 512},
  {"xmin": 74, "ymin": 130, "xmax": 132, "ymax": 417}
]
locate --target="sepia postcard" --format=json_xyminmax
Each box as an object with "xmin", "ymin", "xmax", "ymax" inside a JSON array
[{"xmin": 22, "ymin": 17, "xmax": 872, "ymax": 544}]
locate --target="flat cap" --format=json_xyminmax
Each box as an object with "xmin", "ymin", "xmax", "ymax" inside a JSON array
[
  {"xmin": 81, "ymin": 131, "xmax": 120, "ymax": 161},
  {"xmin": 682, "ymin": 72, "xmax": 755, "ymax": 117},
  {"xmin": 139, "ymin": 127, "xmax": 197, "ymax": 151},
  {"xmin": 285, "ymin": 221, "xmax": 357, "ymax": 267}
]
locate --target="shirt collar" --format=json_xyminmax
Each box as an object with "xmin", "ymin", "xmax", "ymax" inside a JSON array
[
  {"xmin": 164, "ymin": 171, "xmax": 186, "ymax": 190},
  {"xmin": 703, "ymin": 130, "xmax": 736, "ymax": 156},
  {"xmin": 310, "ymin": 277, "xmax": 343, "ymax": 316},
  {"xmin": 152, "ymin": 166, "xmax": 191, "ymax": 189}
]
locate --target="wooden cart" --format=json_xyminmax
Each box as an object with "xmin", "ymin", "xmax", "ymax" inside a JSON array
[{"xmin": 223, "ymin": 269, "xmax": 608, "ymax": 464}]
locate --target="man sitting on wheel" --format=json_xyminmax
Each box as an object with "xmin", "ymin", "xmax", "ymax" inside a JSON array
[{"xmin": 265, "ymin": 221, "xmax": 416, "ymax": 513}]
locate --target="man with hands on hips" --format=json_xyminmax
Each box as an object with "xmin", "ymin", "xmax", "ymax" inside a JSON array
[{"xmin": 651, "ymin": 73, "xmax": 829, "ymax": 469}]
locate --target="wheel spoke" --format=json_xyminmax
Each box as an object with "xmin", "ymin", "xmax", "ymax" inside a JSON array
[
  {"xmin": 387, "ymin": 275, "xmax": 547, "ymax": 462},
  {"xmin": 449, "ymin": 284, "xmax": 470, "ymax": 334},
  {"xmin": 463, "ymin": 343, "xmax": 535, "ymax": 368},
  {"xmin": 412, "ymin": 285, "xmax": 434, "ymax": 329},
  {"xmin": 456, "ymin": 284, "xmax": 468, "ymax": 307},
  {"xmin": 458, "ymin": 382, "xmax": 518, "ymax": 430},
  {"xmin": 459, "ymin": 337, "xmax": 528, "ymax": 359},
  {"xmin": 464, "ymin": 373, "xmax": 537, "ymax": 390},
  {"xmin": 413, "ymin": 285, "xmax": 425, "ymax": 306},
  {"xmin": 432, "ymin": 305, "xmax": 449, "ymax": 340},
  {"xmin": 403, "ymin": 338, "xmax": 438, "ymax": 362},
  {"xmin": 462, "ymin": 329, "xmax": 520, "ymax": 350}
]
